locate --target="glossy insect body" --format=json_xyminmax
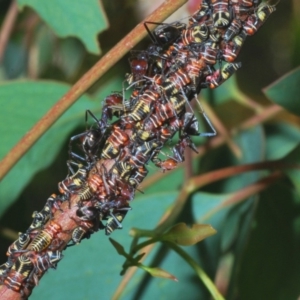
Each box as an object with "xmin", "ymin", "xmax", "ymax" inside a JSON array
[
  {"xmin": 86, "ymin": 172, "xmax": 104, "ymax": 195},
  {"xmin": 211, "ymin": 0, "xmax": 230, "ymax": 28},
  {"xmin": 142, "ymin": 103, "xmax": 175, "ymax": 132},
  {"xmin": 181, "ymin": 24, "xmax": 209, "ymax": 46},
  {"xmin": 105, "ymin": 211, "xmax": 128, "ymax": 236},
  {"xmin": 160, "ymin": 68, "xmax": 192, "ymax": 95},
  {"xmin": 189, "ymin": 0, "xmax": 210, "ymax": 25},
  {"xmin": 111, "ymin": 161, "xmax": 134, "ymax": 181},
  {"xmin": 160, "ymin": 43, "xmax": 189, "ymax": 69},
  {"xmin": 184, "ymin": 57, "xmax": 206, "ymax": 85},
  {"xmin": 125, "ymin": 89, "xmax": 160, "ymax": 123},
  {"xmin": 29, "ymin": 194, "xmax": 62, "ymax": 231},
  {"xmin": 102, "ymin": 126, "xmax": 130, "ymax": 159},
  {"xmin": 0, "ymin": 261, "xmax": 10, "ymax": 277},
  {"xmin": 158, "ymin": 124, "xmax": 177, "ymax": 144},
  {"xmin": 76, "ymin": 205, "xmax": 101, "ymax": 221},
  {"xmin": 141, "ymin": 93, "xmax": 187, "ymax": 135},
  {"xmin": 222, "ymin": 31, "xmax": 247, "ymax": 62},
  {"xmin": 232, "ymin": 0, "xmax": 256, "ymax": 6},
  {"xmin": 71, "ymin": 216, "xmax": 98, "ymax": 244},
  {"xmin": 128, "ymin": 165, "xmax": 148, "ymax": 187},
  {"xmin": 169, "ymin": 93, "xmax": 189, "ymax": 116},
  {"xmin": 130, "ymin": 140, "xmax": 160, "ymax": 169},
  {"xmin": 231, "ymin": 0, "xmax": 257, "ymax": 19},
  {"xmin": 243, "ymin": 4, "xmax": 276, "ymax": 36},
  {"xmin": 143, "ymin": 94, "xmax": 186, "ymax": 132},
  {"xmin": 27, "ymin": 221, "xmax": 62, "ymax": 253},
  {"xmin": 172, "ymin": 136, "xmax": 198, "ymax": 161},
  {"xmin": 71, "ymin": 206, "xmax": 101, "ymax": 244},
  {"xmin": 208, "ymin": 24, "xmax": 222, "ymax": 43},
  {"xmin": 145, "ymin": 21, "xmax": 186, "ymax": 56},
  {"xmin": 101, "ymin": 93, "xmax": 124, "ymax": 123},
  {"xmin": 58, "ymin": 167, "xmax": 88, "ymax": 199},
  {"xmin": 75, "ymin": 170, "xmax": 110, "ymax": 202},
  {"xmin": 199, "ymin": 41, "xmax": 221, "ymax": 66},
  {"xmin": 223, "ymin": 18, "xmax": 243, "ymax": 41},
  {"xmin": 36, "ymin": 251, "xmax": 62, "ymax": 273},
  {"xmin": 0, "ymin": 232, "xmax": 33, "ymax": 280},
  {"xmin": 6, "ymin": 233, "xmax": 31, "ymax": 257},
  {"xmin": 71, "ymin": 225, "xmax": 93, "ymax": 244},
  {"xmin": 26, "ymin": 250, "xmax": 63, "ymax": 281},
  {"xmin": 69, "ymin": 110, "xmax": 107, "ymax": 168},
  {"xmin": 75, "ymin": 205, "xmax": 104, "ymax": 243},
  {"xmin": 3, "ymin": 255, "xmax": 33, "ymax": 293},
  {"xmin": 126, "ymin": 51, "xmax": 150, "ymax": 86},
  {"xmin": 203, "ymin": 62, "xmax": 242, "ymax": 89}
]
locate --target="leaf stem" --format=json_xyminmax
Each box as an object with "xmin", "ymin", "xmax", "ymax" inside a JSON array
[{"xmin": 165, "ymin": 242, "xmax": 225, "ymax": 300}]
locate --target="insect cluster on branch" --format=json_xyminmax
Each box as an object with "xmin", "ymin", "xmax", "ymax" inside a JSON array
[{"xmin": 0, "ymin": 1, "xmax": 276, "ymax": 298}]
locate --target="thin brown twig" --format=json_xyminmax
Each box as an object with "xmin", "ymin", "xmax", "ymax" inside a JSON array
[
  {"xmin": 201, "ymin": 101, "xmax": 242, "ymax": 158},
  {"xmin": 199, "ymin": 171, "xmax": 283, "ymax": 222},
  {"xmin": 234, "ymin": 90, "xmax": 265, "ymax": 113},
  {"xmin": 189, "ymin": 160, "xmax": 299, "ymax": 190},
  {"xmin": 233, "ymin": 103, "xmax": 283, "ymax": 132},
  {"xmin": 0, "ymin": 0, "xmax": 188, "ymax": 182},
  {"xmin": 0, "ymin": 1, "xmax": 19, "ymax": 63}
]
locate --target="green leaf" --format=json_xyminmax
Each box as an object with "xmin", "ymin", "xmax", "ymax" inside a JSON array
[
  {"xmin": 143, "ymin": 163, "xmax": 185, "ymax": 195},
  {"xmin": 57, "ymin": 38, "xmax": 85, "ymax": 78},
  {"xmin": 238, "ymin": 184, "xmax": 300, "ymax": 300},
  {"xmin": 191, "ymin": 192, "xmax": 257, "ymax": 277},
  {"xmin": 17, "ymin": 0, "xmax": 108, "ymax": 54},
  {"xmin": 124, "ymin": 245, "xmax": 211, "ymax": 299},
  {"xmin": 265, "ymin": 123, "xmax": 300, "ymax": 160},
  {"xmin": 120, "ymin": 253, "xmax": 146, "ymax": 276},
  {"xmin": 210, "ymin": 125, "xmax": 265, "ymax": 193},
  {"xmin": 109, "ymin": 238, "xmax": 127, "ymax": 256},
  {"xmin": 140, "ymin": 265, "xmax": 178, "ymax": 281},
  {"xmin": 3, "ymin": 41, "xmax": 27, "ymax": 79},
  {"xmin": 282, "ymin": 144, "xmax": 300, "ymax": 197},
  {"xmin": 161, "ymin": 223, "xmax": 217, "ymax": 246},
  {"xmin": 263, "ymin": 66, "xmax": 300, "ymax": 116},
  {"xmin": 0, "ymin": 77, "xmax": 121, "ymax": 218},
  {"xmin": 32, "ymin": 25, "xmax": 55, "ymax": 76}
]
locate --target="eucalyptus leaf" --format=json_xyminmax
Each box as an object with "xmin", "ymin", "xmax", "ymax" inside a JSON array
[
  {"xmin": 263, "ymin": 66, "xmax": 300, "ymax": 116},
  {"xmin": 0, "ymin": 77, "xmax": 121, "ymax": 218},
  {"xmin": 161, "ymin": 223, "xmax": 217, "ymax": 246},
  {"xmin": 238, "ymin": 184, "xmax": 300, "ymax": 300},
  {"xmin": 17, "ymin": 0, "xmax": 108, "ymax": 54},
  {"xmin": 140, "ymin": 265, "xmax": 178, "ymax": 281},
  {"xmin": 265, "ymin": 122, "xmax": 300, "ymax": 160},
  {"xmin": 109, "ymin": 238, "xmax": 127, "ymax": 256},
  {"xmin": 282, "ymin": 144, "xmax": 300, "ymax": 197}
]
